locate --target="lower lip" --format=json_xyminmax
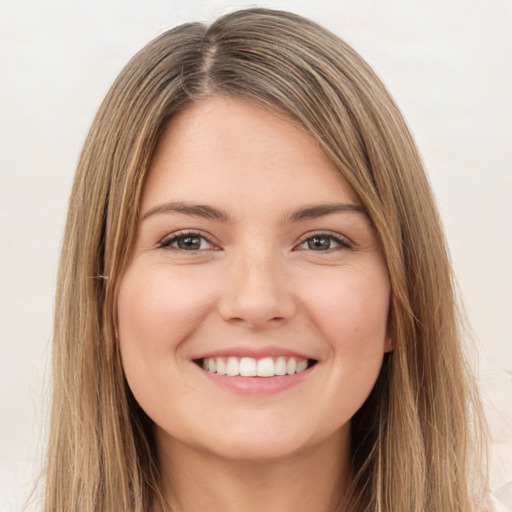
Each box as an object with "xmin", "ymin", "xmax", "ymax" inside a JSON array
[{"xmin": 197, "ymin": 365, "xmax": 314, "ymax": 395}]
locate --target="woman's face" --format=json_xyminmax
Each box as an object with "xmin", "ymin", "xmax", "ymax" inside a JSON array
[{"xmin": 118, "ymin": 97, "xmax": 391, "ymax": 462}]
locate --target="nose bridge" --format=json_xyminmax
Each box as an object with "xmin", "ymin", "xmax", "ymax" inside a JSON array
[{"xmin": 218, "ymin": 241, "xmax": 295, "ymax": 327}]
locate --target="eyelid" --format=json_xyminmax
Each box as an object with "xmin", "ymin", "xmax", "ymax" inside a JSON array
[
  {"xmin": 157, "ymin": 229, "xmax": 220, "ymax": 250},
  {"xmin": 293, "ymin": 230, "xmax": 353, "ymax": 251},
  {"xmin": 156, "ymin": 229, "xmax": 352, "ymax": 252}
]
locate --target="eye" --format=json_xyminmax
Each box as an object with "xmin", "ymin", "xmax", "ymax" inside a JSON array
[
  {"xmin": 158, "ymin": 231, "xmax": 216, "ymax": 251},
  {"xmin": 296, "ymin": 232, "xmax": 352, "ymax": 252}
]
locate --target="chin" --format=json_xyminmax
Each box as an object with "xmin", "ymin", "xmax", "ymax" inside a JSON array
[{"xmin": 157, "ymin": 413, "xmax": 348, "ymax": 466}]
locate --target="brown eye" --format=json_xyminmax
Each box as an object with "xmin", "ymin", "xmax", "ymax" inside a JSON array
[
  {"xmin": 307, "ymin": 235, "xmax": 332, "ymax": 251},
  {"xmin": 176, "ymin": 235, "xmax": 202, "ymax": 250},
  {"xmin": 297, "ymin": 232, "xmax": 352, "ymax": 252},
  {"xmin": 159, "ymin": 232, "xmax": 214, "ymax": 251}
]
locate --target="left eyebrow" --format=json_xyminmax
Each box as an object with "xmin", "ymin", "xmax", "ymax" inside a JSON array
[
  {"xmin": 285, "ymin": 203, "xmax": 366, "ymax": 223},
  {"xmin": 141, "ymin": 201, "xmax": 232, "ymax": 222}
]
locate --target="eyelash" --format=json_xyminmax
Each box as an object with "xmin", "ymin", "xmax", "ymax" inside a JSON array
[
  {"xmin": 295, "ymin": 231, "xmax": 353, "ymax": 252},
  {"xmin": 157, "ymin": 230, "xmax": 352, "ymax": 253},
  {"xmin": 158, "ymin": 230, "xmax": 217, "ymax": 251}
]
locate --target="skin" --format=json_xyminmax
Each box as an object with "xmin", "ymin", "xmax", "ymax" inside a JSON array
[{"xmin": 117, "ymin": 97, "xmax": 392, "ymax": 512}]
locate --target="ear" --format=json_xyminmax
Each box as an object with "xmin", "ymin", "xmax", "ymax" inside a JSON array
[{"xmin": 384, "ymin": 336, "xmax": 394, "ymax": 353}]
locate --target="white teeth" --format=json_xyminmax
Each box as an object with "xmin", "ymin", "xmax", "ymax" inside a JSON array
[
  {"xmin": 296, "ymin": 359, "xmax": 308, "ymax": 373},
  {"xmin": 286, "ymin": 357, "xmax": 297, "ymax": 375},
  {"xmin": 257, "ymin": 357, "xmax": 274, "ymax": 377},
  {"xmin": 275, "ymin": 357, "xmax": 287, "ymax": 376},
  {"xmin": 201, "ymin": 356, "xmax": 311, "ymax": 377},
  {"xmin": 216, "ymin": 358, "xmax": 227, "ymax": 375},
  {"xmin": 239, "ymin": 357, "xmax": 257, "ymax": 377},
  {"xmin": 226, "ymin": 357, "xmax": 240, "ymax": 376}
]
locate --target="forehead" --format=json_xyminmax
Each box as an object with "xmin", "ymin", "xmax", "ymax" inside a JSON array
[{"xmin": 141, "ymin": 97, "xmax": 361, "ymax": 215}]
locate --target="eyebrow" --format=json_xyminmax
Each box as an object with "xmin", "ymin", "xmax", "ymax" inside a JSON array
[
  {"xmin": 142, "ymin": 201, "xmax": 232, "ymax": 222},
  {"xmin": 285, "ymin": 202, "xmax": 366, "ymax": 222},
  {"xmin": 141, "ymin": 200, "xmax": 365, "ymax": 223}
]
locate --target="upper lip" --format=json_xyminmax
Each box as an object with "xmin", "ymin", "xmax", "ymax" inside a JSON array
[{"xmin": 193, "ymin": 345, "xmax": 315, "ymax": 361}]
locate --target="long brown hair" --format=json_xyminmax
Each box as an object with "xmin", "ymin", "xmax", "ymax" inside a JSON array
[{"xmin": 45, "ymin": 8, "xmax": 487, "ymax": 511}]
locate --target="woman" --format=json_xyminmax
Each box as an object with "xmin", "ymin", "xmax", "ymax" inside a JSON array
[{"xmin": 44, "ymin": 8, "xmax": 488, "ymax": 512}]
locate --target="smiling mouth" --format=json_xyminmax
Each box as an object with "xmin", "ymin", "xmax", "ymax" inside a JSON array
[{"xmin": 195, "ymin": 356, "xmax": 318, "ymax": 377}]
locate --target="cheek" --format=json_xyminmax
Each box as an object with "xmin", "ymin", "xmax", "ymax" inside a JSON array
[
  {"xmin": 303, "ymin": 267, "xmax": 390, "ymax": 342},
  {"xmin": 301, "ymin": 265, "xmax": 390, "ymax": 397},
  {"xmin": 118, "ymin": 265, "xmax": 210, "ymax": 353},
  {"xmin": 116, "ymin": 264, "xmax": 218, "ymax": 420}
]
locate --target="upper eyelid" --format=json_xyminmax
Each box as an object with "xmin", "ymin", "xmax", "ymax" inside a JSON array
[
  {"xmin": 295, "ymin": 230, "xmax": 353, "ymax": 246},
  {"xmin": 158, "ymin": 229, "xmax": 217, "ymax": 248},
  {"xmin": 156, "ymin": 229, "xmax": 353, "ymax": 249}
]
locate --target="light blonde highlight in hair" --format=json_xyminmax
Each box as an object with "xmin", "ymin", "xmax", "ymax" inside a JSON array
[{"xmin": 45, "ymin": 8, "xmax": 487, "ymax": 512}]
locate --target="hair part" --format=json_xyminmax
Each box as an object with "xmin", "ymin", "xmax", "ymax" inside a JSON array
[{"xmin": 45, "ymin": 8, "xmax": 487, "ymax": 512}]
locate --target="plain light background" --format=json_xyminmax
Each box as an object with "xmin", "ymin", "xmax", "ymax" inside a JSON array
[{"xmin": 1, "ymin": 0, "xmax": 511, "ymax": 510}]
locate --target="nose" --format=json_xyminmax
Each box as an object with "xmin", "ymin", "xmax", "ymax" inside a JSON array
[{"xmin": 217, "ymin": 248, "xmax": 297, "ymax": 329}]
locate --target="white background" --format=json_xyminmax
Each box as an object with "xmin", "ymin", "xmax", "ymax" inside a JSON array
[{"xmin": 1, "ymin": 1, "xmax": 511, "ymax": 510}]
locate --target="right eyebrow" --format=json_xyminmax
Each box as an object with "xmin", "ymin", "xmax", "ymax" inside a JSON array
[
  {"xmin": 141, "ymin": 201, "xmax": 232, "ymax": 223},
  {"xmin": 285, "ymin": 202, "xmax": 366, "ymax": 223}
]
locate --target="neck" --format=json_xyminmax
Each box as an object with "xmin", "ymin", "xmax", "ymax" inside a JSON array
[{"xmin": 154, "ymin": 428, "xmax": 352, "ymax": 512}]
